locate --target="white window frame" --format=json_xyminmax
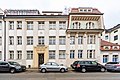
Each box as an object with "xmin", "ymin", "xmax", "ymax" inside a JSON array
[
  {"xmin": 27, "ymin": 36, "xmax": 33, "ymax": 45},
  {"xmin": 9, "ymin": 51, "xmax": 14, "ymax": 60},
  {"xmin": 38, "ymin": 21, "xmax": 45, "ymax": 30},
  {"xmin": 49, "ymin": 21, "xmax": 56, "ymax": 29},
  {"xmin": 78, "ymin": 50, "xmax": 83, "ymax": 58},
  {"xmin": 17, "ymin": 36, "xmax": 22, "ymax": 45},
  {"xmin": 49, "ymin": 36, "xmax": 56, "ymax": 45},
  {"xmin": 59, "ymin": 50, "xmax": 66, "ymax": 59},
  {"xmin": 17, "ymin": 51, "xmax": 22, "ymax": 60},
  {"xmin": 9, "ymin": 36, "xmax": 14, "ymax": 45},
  {"xmin": 78, "ymin": 36, "xmax": 83, "ymax": 44},
  {"xmin": 27, "ymin": 21, "xmax": 33, "ymax": 30},
  {"xmin": 9, "ymin": 21, "xmax": 14, "ymax": 30},
  {"xmin": 27, "ymin": 51, "xmax": 33, "ymax": 60},
  {"xmin": 70, "ymin": 36, "xmax": 75, "ymax": 45},
  {"xmin": 49, "ymin": 51, "xmax": 55, "ymax": 59},
  {"xmin": 59, "ymin": 36, "xmax": 66, "ymax": 45},
  {"xmin": 59, "ymin": 21, "xmax": 66, "ymax": 29},
  {"xmin": 87, "ymin": 50, "xmax": 95, "ymax": 59},
  {"xmin": 17, "ymin": 21, "xmax": 22, "ymax": 29},
  {"xmin": 38, "ymin": 36, "xmax": 44, "ymax": 45},
  {"xmin": 70, "ymin": 50, "xmax": 75, "ymax": 59}
]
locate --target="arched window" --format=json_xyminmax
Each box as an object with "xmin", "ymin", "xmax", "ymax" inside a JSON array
[{"xmin": 86, "ymin": 22, "xmax": 95, "ymax": 29}]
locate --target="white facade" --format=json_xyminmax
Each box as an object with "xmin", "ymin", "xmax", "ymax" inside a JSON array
[{"xmin": 0, "ymin": 7, "xmax": 105, "ymax": 68}]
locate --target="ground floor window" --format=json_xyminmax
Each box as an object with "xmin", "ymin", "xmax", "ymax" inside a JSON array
[
  {"xmin": 49, "ymin": 50, "xmax": 55, "ymax": 59},
  {"xmin": 70, "ymin": 50, "xmax": 75, "ymax": 59},
  {"xmin": 112, "ymin": 55, "xmax": 118, "ymax": 62},
  {"xmin": 0, "ymin": 51, "xmax": 2, "ymax": 60},
  {"xmin": 78, "ymin": 50, "xmax": 83, "ymax": 58},
  {"xmin": 103, "ymin": 55, "xmax": 108, "ymax": 63},
  {"xmin": 17, "ymin": 51, "xmax": 22, "ymax": 60},
  {"xmin": 27, "ymin": 51, "xmax": 33, "ymax": 60},
  {"xmin": 87, "ymin": 50, "xmax": 95, "ymax": 59},
  {"xmin": 9, "ymin": 51, "xmax": 14, "ymax": 60},
  {"xmin": 59, "ymin": 50, "xmax": 65, "ymax": 59}
]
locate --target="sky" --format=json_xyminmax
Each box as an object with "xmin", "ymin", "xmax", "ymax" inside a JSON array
[{"xmin": 0, "ymin": 0, "xmax": 120, "ymax": 29}]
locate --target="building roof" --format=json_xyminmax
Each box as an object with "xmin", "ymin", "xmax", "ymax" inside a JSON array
[
  {"xmin": 101, "ymin": 40, "xmax": 120, "ymax": 51},
  {"xmin": 105, "ymin": 24, "xmax": 120, "ymax": 33},
  {"xmin": 70, "ymin": 7, "xmax": 103, "ymax": 15}
]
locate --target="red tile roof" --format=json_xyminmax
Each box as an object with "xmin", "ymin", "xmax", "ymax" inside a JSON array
[{"xmin": 101, "ymin": 40, "xmax": 120, "ymax": 51}]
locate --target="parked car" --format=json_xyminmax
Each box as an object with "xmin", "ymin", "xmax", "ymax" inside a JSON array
[
  {"xmin": 71, "ymin": 60, "xmax": 106, "ymax": 73},
  {"xmin": 8, "ymin": 61, "xmax": 26, "ymax": 72},
  {"xmin": 0, "ymin": 61, "xmax": 22, "ymax": 73},
  {"xmin": 39, "ymin": 62, "xmax": 68, "ymax": 73},
  {"xmin": 105, "ymin": 62, "xmax": 120, "ymax": 72}
]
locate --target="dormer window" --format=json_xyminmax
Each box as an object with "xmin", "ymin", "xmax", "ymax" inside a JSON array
[
  {"xmin": 88, "ymin": 9, "xmax": 92, "ymax": 12},
  {"xmin": 104, "ymin": 46, "xmax": 109, "ymax": 50},
  {"xmin": 84, "ymin": 9, "xmax": 87, "ymax": 12},
  {"xmin": 80, "ymin": 9, "xmax": 83, "ymax": 12}
]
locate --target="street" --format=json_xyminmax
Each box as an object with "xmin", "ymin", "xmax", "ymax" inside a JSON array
[{"xmin": 0, "ymin": 70, "xmax": 120, "ymax": 80}]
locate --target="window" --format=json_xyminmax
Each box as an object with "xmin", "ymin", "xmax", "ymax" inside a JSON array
[
  {"xmin": 113, "ymin": 55, "xmax": 118, "ymax": 62},
  {"xmin": 17, "ymin": 36, "xmax": 22, "ymax": 45},
  {"xmin": 27, "ymin": 36, "xmax": 33, "ymax": 45},
  {"xmin": 114, "ymin": 35, "xmax": 118, "ymax": 41},
  {"xmin": 0, "ymin": 51, "xmax": 2, "ymax": 60},
  {"xmin": 49, "ymin": 51, "xmax": 55, "ymax": 59},
  {"xmin": 87, "ymin": 50, "xmax": 95, "ymax": 59},
  {"xmin": 27, "ymin": 21, "xmax": 33, "ymax": 30},
  {"xmin": 9, "ymin": 36, "xmax": 14, "ymax": 45},
  {"xmin": 59, "ymin": 36, "xmax": 66, "ymax": 45},
  {"xmin": 0, "ymin": 37, "xmax": 2, "ymax": 45},
  {"xmin": 70, "ymin": 36, "xmax": 75, "ymax": 45},
  {"xmin": 86, "ymin": 22, "xmax": 94, "ymax": 29},
  {"xmin": 114, "ymin": 30, "xmax": 118, "ymax": 33},
  {"xmin": 70, "ymin": 50, "xmax": 75, "ymax": 59},
  {"xmin": 78, "ymin": 36, "xmax": 83, "ymax": 44},
  {"xmin": 38, "ymin": 36, "xmax": 44, "ymax": 45},
  {"xmin": 27, "ymin": 51, "xmax": 33, "ymax": 59},
  {"xmin": 78, "ymin": 50, "xmax": 83, "ymax": 58},
  {"xmin": 49, "ymin": 21, "xmax": 56, "ymax": 29},
  {"xmin": 49, "ymin": 36, "xmax": 56, "ymax": 45},
  {"xmin": 103, "ymin": 55, "xmax": 108, "ymax": 63},
  {"xmin": 9, "ymin": 21, "xmax": 14, "ymax": 30},
  {"xmin": 9, "ymin": 51, "xmax": 14, "ymax": 60},
  {"xmin": 87, "ymin": 35, "xmax": 95, "ymax": 44},
  {"xmin": 59, "ymin": 50, "xmax": 65, "ymax": 59},
  {"xmin": 59, "ymin": 21, "xmax": 66, "ymax": 29},
  {"xmin": 0, "ymin": 21, "xmax": 2, "ymax": 30},
  {"xmin": 105, "ymin": 35, "xmax": 108, "ymax": 40},
  {"xmin": 38, "ymin": 21, "xmax": 45, "ymax": 30},
  {"xmin": 17, "ymin": 51, "xmax": 22, "ymax": 59},
  {"xmin": 72, "ymin": 22, "xmax": 81, "ymax": 29},
  {"xmin": 17, "ymin": 21, "xmax": 22, "ymax": 29}
]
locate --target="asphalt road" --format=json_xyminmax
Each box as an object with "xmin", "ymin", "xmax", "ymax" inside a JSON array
[{"xmin": 0, "ymin": 70, "xmax": 120, "ymax": 80}]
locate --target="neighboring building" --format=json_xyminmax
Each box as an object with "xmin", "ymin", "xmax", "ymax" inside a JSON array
[
  {"xmin": 0, "ymin": 8, "xmax": 4, "ymax": 61},
  {"xmin": 101, "ymin": 24, "xmax": 120, "ymax": 44},
  {"xmin": 100, "ymin": 40, "xmax": 120, "ymax": 65},
  {"xmin": 0, "ymin": 7, "xmax": 104, "ymax": 68}
]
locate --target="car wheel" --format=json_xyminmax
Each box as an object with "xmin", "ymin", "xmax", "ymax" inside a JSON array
[
  {"xmin": 10, "ymin": 68, "xmax": 15, "ymax": 74},
  {"xmin": 60, "ymin": 68, "xmax": 65, "ymax": 73},
  {"xmin": 41, "ymin": 68, "xmax": 46, "ymax": 73},
  {"xmin": 81, "ymin": 68, "xmax": 86, "ymax": 73},
  {"xmin": 101, "ymin": 68, "xmax": 105, "ymax": 72}
]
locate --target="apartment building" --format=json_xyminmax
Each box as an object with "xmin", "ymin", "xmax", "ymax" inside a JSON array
[
  {"xmin": 0, "ymin": 7, "xmax": 104, "ymax": 68},
  {"xmin": 101, "ymin": 24, "xmax": 120, "ymax": 44}
]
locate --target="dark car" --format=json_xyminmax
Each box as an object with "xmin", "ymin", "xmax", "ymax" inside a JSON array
[
  {"xmin": 8, "ymin": 61, "xmax": 26, "ymax": 72},
  {"xmin": 0, "ymin": 61, "xmax": 22, "ymax": 73},
  {"xmin": 71, "ymin": 60, "xmax": 106, "ymax": 73},
  {"xmin": 105, "ymin": 62, "xmax": 120, "ymax": 72}
]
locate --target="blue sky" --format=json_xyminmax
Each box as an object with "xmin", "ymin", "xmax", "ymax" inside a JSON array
[{"xmin": 0, "ymin": 0, "xmax": 120, "ymax": 29}]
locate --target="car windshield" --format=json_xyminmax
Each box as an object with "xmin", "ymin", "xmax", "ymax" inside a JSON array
[{"xmin": 8, "ymin": 62, "xmax": 20, "ymax": 66}]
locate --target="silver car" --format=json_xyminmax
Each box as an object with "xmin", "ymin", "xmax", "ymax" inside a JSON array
[
  {"xmin": 105, "ymin": 62, "xmax": 120, "ymax": 71},
  {"xmin": 39, "ymin": 62, "xmax": 68, "ymax": 73}
]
